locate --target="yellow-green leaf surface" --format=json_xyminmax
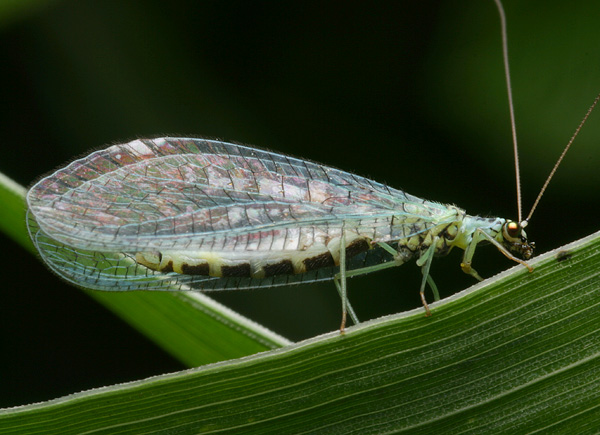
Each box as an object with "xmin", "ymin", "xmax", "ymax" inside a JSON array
[
  {"xmin": 1, "ymin": 228, "xmax": 599, "ymax": 433},
  {"xmin": 0, "ymin": 175, "xmax": 289, "ymax": 369}
]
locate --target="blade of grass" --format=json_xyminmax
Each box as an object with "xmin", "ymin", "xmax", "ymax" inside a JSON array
[
  {"xmin": 0, "ymin": 173, "xmax": 29, "ymax": 249},
  {"xmin": 1, "ymin": 229, "xmax": 599, "ymax": 433}
]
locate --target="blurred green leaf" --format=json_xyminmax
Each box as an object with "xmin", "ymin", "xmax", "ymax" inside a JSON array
[
  {"xmin": 0, "ymin": 173, "xmax": 29, "ymax": 249},
  {"xmin": 0, "ymin": 0, "xmax": 57, "ymax": 29}
]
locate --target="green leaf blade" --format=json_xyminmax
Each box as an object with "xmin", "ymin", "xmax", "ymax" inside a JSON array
[{"xmin": 2, "ymin": 230, "xmax": 599, "ymax": 433}]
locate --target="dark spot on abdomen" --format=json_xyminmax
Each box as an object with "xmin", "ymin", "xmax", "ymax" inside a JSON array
[
  {"xmin": 181, "ymin": 262, "xmax": 209, "ymax": 275},
  {"xmin": 303, "ymin": 252, "xmax": 335, "ymax": 271},
  {"xmin": 263, "ymin": 260, "xmax": 295, "ymax": 277},
  {"xmin": 161, "ymin": 260, "xmax": 174, "ymax": 273},
  {"xmin": 221, "ymin": 263, "xmax": 252, "ymax": 277},
  {"xmin": 345, "ymin": 238, "xmax": 370, "ymax": 258}
]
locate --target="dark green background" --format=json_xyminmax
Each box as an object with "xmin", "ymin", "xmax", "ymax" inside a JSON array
[{"xmin": 1, "ymin": 0, "xmax": 599, "ymax": 407}]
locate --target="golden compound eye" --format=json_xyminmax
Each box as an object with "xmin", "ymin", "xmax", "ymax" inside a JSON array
[{"xmin": 506, "ymin": 221, "xmax": 520, "ymax": 238}]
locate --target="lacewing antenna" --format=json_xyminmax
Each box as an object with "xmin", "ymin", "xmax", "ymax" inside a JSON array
[
  {"xmin": 493, "ymin": 0, "xmax": 522, "ymax": 223},
  {"xmin": 524, "ymin": 93, "xmax": 600, "ymax": 225},
  {"xmin": 494, "ymin": 0, "xmax": 599, "ymax": 228}
]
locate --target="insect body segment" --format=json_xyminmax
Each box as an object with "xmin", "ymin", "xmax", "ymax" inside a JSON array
[{"xmin": 135, "ymin": 236, "xmax": 372, "ymax": 279}]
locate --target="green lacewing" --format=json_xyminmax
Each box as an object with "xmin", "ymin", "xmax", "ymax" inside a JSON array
[{"xmin": 26, "ymin": 1, "xmax": 597, "ymax": 331}]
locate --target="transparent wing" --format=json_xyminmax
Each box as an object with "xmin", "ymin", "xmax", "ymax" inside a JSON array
[
  {"xmin": 28, "ymin": 211, "xmax": 400, "ymax": 291},
  {"xmin": 27, "ymin": 137, "xmax": 455, "ymax": 253}
]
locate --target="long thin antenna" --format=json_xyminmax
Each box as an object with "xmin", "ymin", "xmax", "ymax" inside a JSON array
[
  {"xmin": 524, "ymin": 92, "xmax": 600, "ymax": 224},
  {"xmin": 494, "ymin": 0, "xmax": 522, "ymax": 223}
]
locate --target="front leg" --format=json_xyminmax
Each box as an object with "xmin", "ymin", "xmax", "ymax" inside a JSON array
[
  {"xmin": 463, "ymin": 227, "xmax": 534, "ymax": 279},
  {"xmin": 460, "ymin": 229, "xmax": 485, "ymax": 281}
]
